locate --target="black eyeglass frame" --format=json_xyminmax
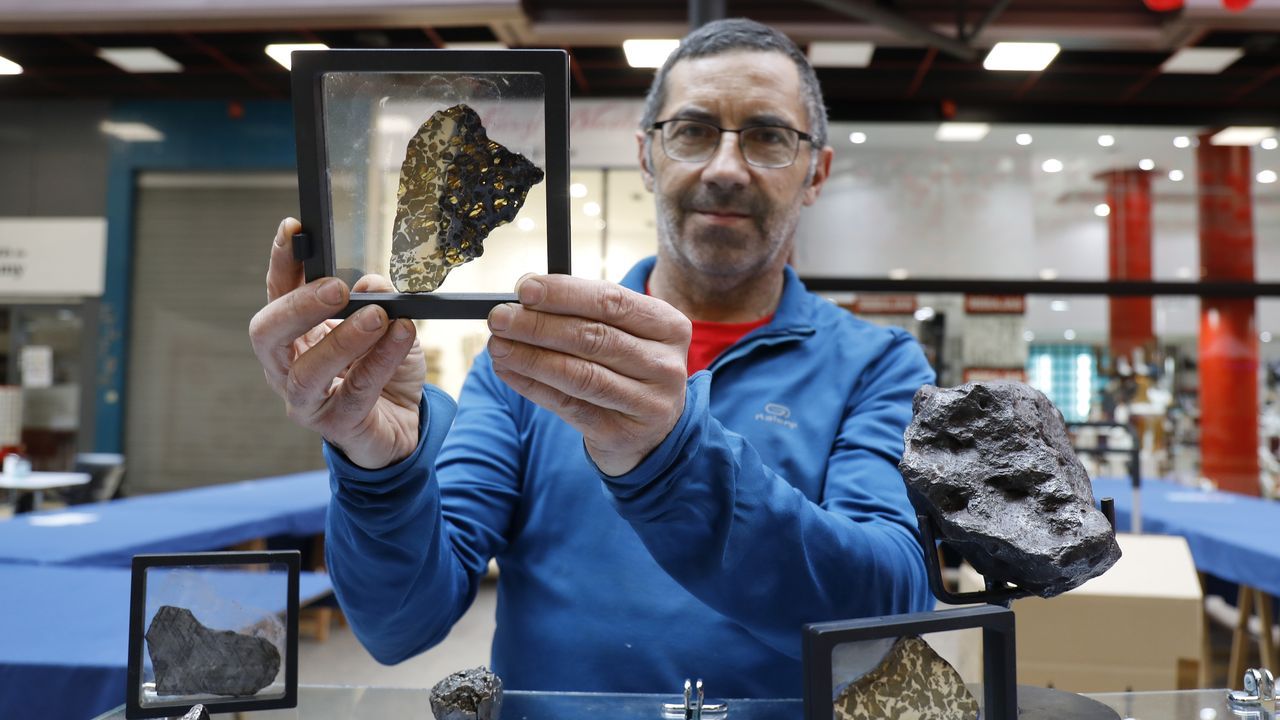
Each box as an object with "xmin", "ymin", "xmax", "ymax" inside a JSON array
[{"xmin": 648, "ymin": 118, "xmax": 815, "ymax": 168}]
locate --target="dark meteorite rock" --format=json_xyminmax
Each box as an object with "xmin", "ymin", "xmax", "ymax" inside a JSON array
[
  {"xmin": 178, "ymin": 705, "xmax": 211, "ymax": 720},
  {"xmin": 429, "ymin": 666, "xmax": 503, "ymax": 720},
  {"xmin": 145, "ymin": 605, "xmax": 281, "ymax": 697},
  {"xmin": 834, "ymin": 636, "xmax": 978, "ymax": 720},
  {"xmin": 899, "ymin": 381, "xmax": 1121, "ymax": 597}
]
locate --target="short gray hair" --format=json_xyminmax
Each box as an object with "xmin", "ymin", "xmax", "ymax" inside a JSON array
[{"xmin": 639, "ymin": 18, "xmax": 829, "ymax": 150}]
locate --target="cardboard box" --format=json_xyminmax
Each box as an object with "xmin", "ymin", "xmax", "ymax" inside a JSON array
[{"xmin": 959, "ymin": 533, "xmax": 1203, "ymax": 692}]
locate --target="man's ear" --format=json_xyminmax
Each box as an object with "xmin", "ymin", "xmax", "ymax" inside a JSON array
[
  {"xmin": 637, "ymin": 130, "xmax": 655, "ymax": 192},
  {"xmin": 803, "ymin": 145, "xmax": 835, "ymax": 206}
]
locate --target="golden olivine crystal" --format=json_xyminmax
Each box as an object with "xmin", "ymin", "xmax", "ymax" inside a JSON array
[
  {"xmin": 834, "ymin": 636, "xmax": 978, "ymax": 720},
  {"xmin": 390, "ymin": 103, "xmax": 545, "ymax": 292}
]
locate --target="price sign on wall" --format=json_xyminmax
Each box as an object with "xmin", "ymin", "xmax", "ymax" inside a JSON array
[{"xmin": 0, "ymin": 218, "xmax": 107, "ymax": 297}]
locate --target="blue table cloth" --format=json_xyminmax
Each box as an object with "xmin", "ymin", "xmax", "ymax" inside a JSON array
[
  {"xmin": 1092, "ymin": 476, "xmax": 1280, "ymax": 599},
  {"xmin": 0, "ymin": 564, "xmax": 332, "ymax": 720},
  {"xmin": 0, "ymin": 470, "xmax": 329, "ymax": 566}
]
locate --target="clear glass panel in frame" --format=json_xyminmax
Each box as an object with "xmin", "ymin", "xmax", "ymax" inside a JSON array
[
  {"xmin": 321, "ymin": 70, "xmax": 548, "ymax": 293},
  {"xmin": 135, "ymin": 561, "xmax": 291, "ymax": 712}
]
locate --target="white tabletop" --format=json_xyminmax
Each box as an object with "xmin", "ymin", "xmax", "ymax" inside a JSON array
[{"xmin": 0, "ymin": 472, "xmax": 91, "ymax": 491}]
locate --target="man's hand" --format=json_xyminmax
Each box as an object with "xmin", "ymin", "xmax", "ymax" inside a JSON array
[
  {"xmin": 486, "ymin": 274, "xmax": 692, "ymax": 476},
  {"xmin": 248, "ymin": 218, "xmax": 426, "ymax": 469}
]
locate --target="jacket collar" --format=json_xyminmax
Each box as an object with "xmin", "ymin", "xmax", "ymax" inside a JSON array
[{"xmin": 619, "ymin": 256, "xmax": 814, "ymax": 332}]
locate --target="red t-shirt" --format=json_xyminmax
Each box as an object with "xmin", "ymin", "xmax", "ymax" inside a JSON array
[{"xmin": 686, "ymin": 315, "xmax": 773, "ymax": 375}]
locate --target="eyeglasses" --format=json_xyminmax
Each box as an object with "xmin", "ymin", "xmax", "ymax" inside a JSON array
[{"xmin": 649, "ymin": 118, "xmax": 814, "ymax": 169}]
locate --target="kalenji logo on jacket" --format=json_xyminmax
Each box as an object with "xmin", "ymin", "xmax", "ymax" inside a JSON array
[{"xmin": 755, "ymin": 403, "xmax": 797, "ymax": 429}]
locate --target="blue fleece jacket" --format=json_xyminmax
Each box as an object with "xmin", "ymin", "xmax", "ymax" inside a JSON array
[{"xmin": 323, "ymin": 257, "xmax": 936, "ymax": 698}]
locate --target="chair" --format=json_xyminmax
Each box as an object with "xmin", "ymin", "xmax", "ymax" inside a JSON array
[{"xmin": 62, "ymin": 453, "xmax": 126, "ymax": 505}]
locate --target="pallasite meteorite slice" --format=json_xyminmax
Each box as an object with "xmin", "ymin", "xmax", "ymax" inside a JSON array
[
  {"xmin": 145, "ymin": 605, "xmax": 281, "ymax": 697},
  {"xmin": 899, "ymin": 381, "xmax": 1121, "ymax": 597},
  {"xmin": 835, "ymin": 636, "xmax": 978, "ymax": 720},
  {"xmin": 390, "ymin": 103, "xmax": 545, "ymax": 292},
  {"xmin": 429, "ymin": 666, "xmax": 503, "ymax": 720}
]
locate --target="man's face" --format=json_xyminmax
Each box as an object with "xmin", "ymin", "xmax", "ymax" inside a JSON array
[{"xmin": 639, "ymin": 50, "xmax": 832, "ymax": 283}]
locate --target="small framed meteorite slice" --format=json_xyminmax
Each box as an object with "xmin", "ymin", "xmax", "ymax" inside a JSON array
[
  {"xmin": 291, "ymin": 49, "xmax": 570, "ymax": 319},
  {"xmin": 125, "ymin": 551, "xmax": 300, "ymax": 719}
]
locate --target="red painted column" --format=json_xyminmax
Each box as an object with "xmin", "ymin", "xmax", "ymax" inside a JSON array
[
  {"xmin": 1197, "ymin": 136, "xmax": 1259, "ymax": 496},
  {"xmin": 1100, "ymin": 169, "xmax": 1155, "ymax": 361}
]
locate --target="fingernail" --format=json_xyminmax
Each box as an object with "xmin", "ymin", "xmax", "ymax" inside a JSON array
[
  {"xmin": 488, "ymin": 303, "xmax": 514, "ymax": 332},
  {"xmin": 318, "ymin": 278, "xmax": 345, "ymax": 305},
  {"xmin": 489, "ymin": 336, "xmax": 513, "ymax": 358},
  {"xmin": 516, "ymin": 276, "xmax": 545, "ymax": 306},
  {"xmin": 391, "ymin": 319, "xmax": 414, "ymax": 341},
  {"xmin": 356, "ymin": 305, "xmax": 383, "ymax": 331}
]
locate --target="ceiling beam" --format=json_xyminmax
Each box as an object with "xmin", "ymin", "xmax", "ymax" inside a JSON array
[
  {"xmin": 799, "ymin": 0, "xmax": 979, "ymax": 61},
  {"xmin": 967, "ymin": 0, "xmax": 1014, "ymax": 42}
]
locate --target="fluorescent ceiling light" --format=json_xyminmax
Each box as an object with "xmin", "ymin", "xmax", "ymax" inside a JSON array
[
  {"xmin": 1210, "ymin": 126, "xmax": 1276, "ymax": 146},
  {"xmin": 808, "ymin": 41, "xmax": 875, "ymax": 68},
  {"xmin": 1161, "ymin": 47, "xmax": 1243, "ymax": 74},
  {"xmin": 445, "ymin": 42, "xmax": 507, "ymax": 50},
  {"xmin": 265, "ymin": 43, "xmax": 328, "ymax": 70},
  {"xmin": 96, "ymin": 47, "xmax": 182, "ymax": 73},
  {"xmin": 983, "ymin": 42, "xmax": 1060, "ymax": 72},
  {"xmin": 935, "ymin": 122, "xmax": 990, "ymax": 142},
  {"xmin": 99, "ymin": 120, "xmax": 164, "ymax": 142},
  {"xmin": 0, "ymin": 55, "xmax": 21, "ymax": 75},
  {"xmin": 623, "ymin": 39, "xmax": 679, "ymax": 69}
]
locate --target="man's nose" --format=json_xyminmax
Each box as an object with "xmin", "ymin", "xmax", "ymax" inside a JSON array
[{"xmin": 700, "ymin": 130, "xmax": 751, "ymax": 187}]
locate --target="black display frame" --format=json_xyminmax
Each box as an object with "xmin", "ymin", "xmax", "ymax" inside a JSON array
[
  {"xmin": 802, "ymin": 604, "xmax": 1018, "ymax": 720},
  {"xmin": 290, "ymin": 49, "xmax": 571, "ymax": 319},
  {"xmin": 125, "ymin": 550, "xmax": 301, "ymax": 719}
]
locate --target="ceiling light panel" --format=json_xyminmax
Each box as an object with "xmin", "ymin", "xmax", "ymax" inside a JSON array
[
  {"xmin": 0, "ymin": 55, "xmax": 21, "ymax": 75},
  {"xmin": 808, "ymin": 41, "xmax": 875, "ymax": 68},
  {"xmin": 445, "ymin": 42, "xmax": 507, "ymax": 51},
  {"xmin": 935, "ymin": 122, "xmax": 990, "ymax": 142},
  {"xmin": 97, "ymin": 47, "xmax": 182, "ymax": 73},
  {"xmin": 983, "ymin": 42, "xmax": 1060, "ymax": 72},
  {"xmin": 623, "ymin": 39, "xmax": 679, "ymax": 69},
  {"xmin": 1210, "ymin": 126, "xmax": 1275, "ymax": 146},
  {"xmin": 99, "ymin": 120, "xmax": 164, "ymax": 142},
  {"xmin": 1160, "ymin": 47, "xmax": 1244, "ymax": 74},
  {"xmin": 265, "ymin": 43, "xmax": 328, "ymax": 71}
]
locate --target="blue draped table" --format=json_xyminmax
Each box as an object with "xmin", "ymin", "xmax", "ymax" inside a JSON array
[
  {"xmin": 0, "ymin": 564, "xmax": 333, "ymax": 720},
  {"xmin": 0, "ymin": 470, "xmax": 330, "ymax": 566}
]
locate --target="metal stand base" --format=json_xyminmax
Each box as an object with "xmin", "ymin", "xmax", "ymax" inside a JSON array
[{"xmin": 1009, "ymin": 685, "xmax": 1120, "ymax": 719}]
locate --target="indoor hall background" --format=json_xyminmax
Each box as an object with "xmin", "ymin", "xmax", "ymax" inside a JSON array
[{"xmin": 126, "ymin": 172, "xmax": 322, "ymax": 493}]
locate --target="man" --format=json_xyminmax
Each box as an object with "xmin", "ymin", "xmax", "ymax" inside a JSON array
[{"xmin": 249, "ymin": 18, "xmax": 934, "ymax": 698}]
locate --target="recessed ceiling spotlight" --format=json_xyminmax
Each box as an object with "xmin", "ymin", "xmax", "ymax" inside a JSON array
[
  {"xmin": 983, "ymin": 42, "xmax": 1061, "ymax": 72},
  {"xmin": 1039, "ymin": 268, "xmax": 1058, "ymax": 280},
  {"xmin": 1063, "ymin": 329, "xmax": 1077, "ymax": 341},
  {"xmin": 583, "ymin": 201, "xmax": 602, "ymax": 217},
  {"xmin": 1177, "ymin": 266, "xmax": 1194, "ymax": 279},
  {"xmin": 623, "ymin": 39, "xmax": 679, "ymax": 68},
  {"xmin": 1016, "ymin": 133, "xmax": 1033, "ymax": 146},
  {"xmin": 935, "ymin": 122, "xmax": 990, "ymax": 142},
  {"xmin": 1173, "ymin": 135, "xmax": 1192, "ymax": 149},
  {"xmin": 570, "ymin": 183, "xmax": 588, "ymax": 198},
  {"xmin": 1094, "ymin": 203, "xmax": 1111, "ymax": 217},
  {"xmin": 1211, "ymin": 126, "xmax": 1277, "ymax": 146},
  {"xmin": 1263, "ymin": 138, "xmax": 1279, "ymax": 150},
  {"xmin": 1041, "ymin": 158, "xmax": 1064, "ymax": 173},
  {"xmin": 1023, "ymin": 330, "xmax": 1035, "ymax": 342},
  {"xmin": 265, "ymin": 43, "xmax": 328, "ymax": 70},
  {"xmin": 1169, "ymin": 169, "xmax": 1185, "ymax": 181},
  {"xmin": 1263, "ymin": 331, "xmax": 1274, "ymax": 343},
  {"xmin": 1051, "ymin": 300, "xmax": 1070, "ymax": 312},
  {"xmin": 888, "ymin": 268, "xmax": 910, "ymax": 280},
  {"xmin": 1139, "ymin": 158, "xmax": 1155, "ymax": 171},
  {"xmin": 1258, "ymin": 170, "xmax": 1278, "ymax": 184},
  {"xmin": 517, "ymin": 217, "xmax": 535, "ymax": 232},
  {"xmin": 1097, "ymin": 134, "xmax": 1116, "ymax": 147},
  {"xmin": 848, "ymin": 131, "xmax": 867, "ymax": 144}
]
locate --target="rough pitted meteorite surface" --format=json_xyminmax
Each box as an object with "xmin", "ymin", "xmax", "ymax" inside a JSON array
[
  {"xmin": 429, "ymin": 666, "xmax": 504, "ymax": 720},
  {"xmin": 179, "ymin": 705, "xmax": 211, "ymax": 720},
  {"xmin": 899, "ymin": 381, "xmax": 1121, "ymax": 597},
  {"xmin": 145, "ymin": 605, "xmax": 281, "ymax": 697},
  {"xmin": 390, "ymin": 103, "xmax": 544, "ymax": 293},
  {"xmin": 835, "ymin": 636, "xmax": 978, "ymax": 720}
]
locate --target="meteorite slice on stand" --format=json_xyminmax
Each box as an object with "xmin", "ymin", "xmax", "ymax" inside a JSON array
[
  {"xmin": 145, "ymin": 605, "xmax": 281, "ymax": 697},
  {"xmin": 390, "ymin": 103, "xmax": 545, "ymax": 292},
  {"xmin": 834, "ymin": 636, "xmax": 978, "ymax": 720},
  {"xmin": 899, "ymin": 381, "xmax": 1122, "ymax": 598}
]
